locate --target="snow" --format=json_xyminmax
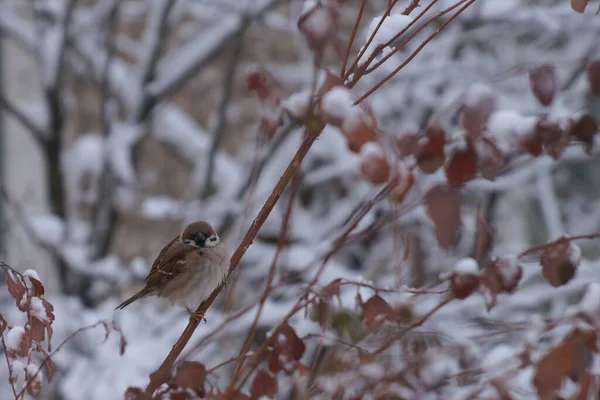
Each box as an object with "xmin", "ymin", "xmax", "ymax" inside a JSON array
[
  {"xmin": 29, "ymin": 297, "xmax": 50, "ymax": 322},
  {"xmin": 281, "ymin": 90, "xmax": 311, "ymax": 119},
  {"xmin": 108, "ymin": 122, "xmax": 142, "ymax": 184},
  {"xmin": 321, "ymin": 86, "xmax": 355, "ymax": 123},
  {"xmin": 25, "ymin": 363, "xmax": 43, "ymax": 382},
  {"xmin": 453, "ymin": 258, "xmax": 479, "ymax": 276},
  {"xmin": 23, "ymin": 269, "xmax": 42, "ymax": 282},
  {"xmin": 28, "ymin": 214, "xmax": 66, "ymax": 248},
  {"xmin": 358, "ymin": 14, "xmax": 413, "ymax": 66},
  {"xmin": 486, "ymin": 110, "xmax": 537, "ymax": 152},
  {"xmin": 359, "ymin": 142, "xmax": 384, "ymax": 160},
  {"xmin": 300, "ymin": 1, "xmax": 332, "ymax": 41},
  {"xmin": 141, "ymin": 196, "xmax": 182, "ymax": 220},
  {"xmin": 5, "ymin": 326, "xmax": 25, "ymax": 351},
  {"xmin": 579, "ymin": 283, "xmax": 600, "ymax": 318},
  {"xmin": 482, "ymin": 345, "xmax": 520, "ymax": 378},
  {"xmin": 463, "ymin": 83, "xmax": 495, "ymax": 108}
]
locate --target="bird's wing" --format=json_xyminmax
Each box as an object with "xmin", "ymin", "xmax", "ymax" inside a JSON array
[{"xmin": 144, "ymin": 236, "xmax": 189, "ymax": 289}]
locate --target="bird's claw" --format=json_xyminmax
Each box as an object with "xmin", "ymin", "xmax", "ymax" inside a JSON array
[{"xmin": 186, "ymin": 307, "xmax": 207, "ymax": 324}]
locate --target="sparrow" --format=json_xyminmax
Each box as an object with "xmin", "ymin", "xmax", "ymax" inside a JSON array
[{"xmin": 115, "ymin": 221, "xmax": 229, "ymax": 321}]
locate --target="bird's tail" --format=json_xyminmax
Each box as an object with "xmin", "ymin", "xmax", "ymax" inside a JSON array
[{"xmin": 115, "ymin": 288, "xmax": 150, "ymax": 310}]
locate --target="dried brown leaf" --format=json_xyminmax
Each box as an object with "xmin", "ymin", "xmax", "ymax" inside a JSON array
[
  {"xmin": 124, "ymin": 387, "xmax": 152, "ymax": 400},
  {"xmin": 460, "ymin": 90, "xmax": 496, "ymax": 139},
  {"xmin": 445, "ymin": 145, "xmax": 478, "ymax": 187},
  {"xmin": 172, "ymin": 361, "xmax": 206, "ymax": 393},
  {"xmin": 343, "ymin": 106, "xmax": 378, "ymax": 153},
  {"xmin": 0, "ymin": 314, "xmax": 6, "ymax": 334},
  {"xmin": 569, "ymin": 114, "xmax": 598, "ymax": 154},
  {"xmin": 529, "ymin": 64, "xmax": 557, "ymax": 106},
  {"xmin": 534, "ymin": 329, "xmax": 596, "ymax": 399},
  {"xmin": 451, "ymin": 274, "xmax": 479, "ymax": 300},
  {"xmin": 28, "ymin": 277, "xmax": 45, "ymax": 297},
  {"xmin": 480, "ymin": 258, "xmax": 523, "ymax": 310},
  {"xmin": 541, "ymin": 240, "xmax": 581, "ymax": 287},
  {"xmin": 587, "ymin": 60, "xmax": 600, "ymax": 95},
  {"xmin": 571, "ymin": 0, "xmax": 589, "ymax": 13},
  {"xmin": 7, "ymin": 272, "xmax": 27, "ymax": 310},
  {"xmin": 396, "ymin": 132, "xmax": 419, "ymax": 157},
  {"xmin": 475, "ymin": 137, "xmax": 503, "ymax": 180},
  {"xmin": 417, "ymin": 125, "xmax": 446, "ymax": 174},
  {"xmin": 360, "ymin": 150, "xmax": 390, "ymax": 185},
  {"xmin": 424, "ymin": 184, "xmax": 462, "ymax": 249},
  {"xmin": 537, "ymin": 117, "xmax": 568, "ymax": 159},
  {"xmin": 278, "ymin": 323, "xmax": 305, "ymax": 362},
  {"xmin": 29, "ymin": 318, "xmax": 46, "ymax": 343},
  {"xmin": 362, "ymin": 294, "xmax": 392, "ymax": 326},
  {"xmin": 250, "ymin": 369, "xmax": 278, "ymax": 400}
]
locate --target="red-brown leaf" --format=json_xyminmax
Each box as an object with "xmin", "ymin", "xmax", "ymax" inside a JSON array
[
  {"xmin": 424, "ymin": 184, "xmax": 462, "ymax": 249},
  {"xmin": 29, "ymin": 318, "xmax": 46, "ymax": 343},
  {"xmin": 541, "ymin": 240, "xmax": 581, "ymax": 287},
  {"xmin": 342, "ymin": 107, "xmax": 378, "ymax": 153},
  {"xmin": 124, "ymin": 387, "xmax": 152, "ymax": 400},
  {"xmin": 569, "ymin": 114, "xmax": 598, "ymax": 154},
  {"xmin": 587, "ymin": 60, "xmax": 600, "ymax": 95},
  {"xmin": 7, "ymin": 272, "xmax": 27, "ymax": 309},
  {"xmin": 172, "ymin": 361, "xmax": 206, "ymax": 393},
  {"xmin": 28, "ymin": 277, "xmax": 45, "ymax": 297},
  {"xmin": 389, "ymin": 164, "xmax": 415, "ymax": 204},
  {"xmin": 445, "ymin": 145, "xmax": 478, "ymax": 187},
  {"xmin": 362, "ymin": 294, "xmax": 392, "ymax": 326},
  {"xmin": 480, "ymin": 258, "xmax": 523, "ymax": 310},
  {"xmin": 475, "ymin": 138, "xmax": 503, "ymax": 180},
  {"xmin": 529, "ymin": 64, "xmax": 557, "ymax": 106},
  {"xmin": 537, "ymin": 117, "xmax": 568, "ymax": 159},
  {"xmin": 396, "ymin": 132, "xmax": 419, "ymax": 157},
  {"xmin": 0, "ymin": 314, "xmax": 6, "ymax": 334},
  {"xmin": 451, "ymin": 273, "xmax": 480, "ymax": 300},
  {"xmin": 571, "ymin": 0, "xmax": 589, "ymax": 13},
  {"xmin": 534, "ymin": 329, "xmax": 595, "ymax": 399},
  {"xmin": 250, "ymin": 369, "xmax": 278, "ymax": 400},
  {"xmin": 417, "ymin": 125, "xmax": 446, "ymax": 174},
  {"xmin": 360, "ymin": 148, "xmax": 390, "ymax": 185},
  {"xmin": 460, "ymin": 88, "xmax": 496, "ymax": 139},
  {"xmin": 272, "ymin": 323, "xmax": 305, "ymax": 372}
]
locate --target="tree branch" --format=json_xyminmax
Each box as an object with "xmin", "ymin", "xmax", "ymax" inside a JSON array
[{"xmin": 145, "ymin": 124, "xmax": 323, "ymax": 394}]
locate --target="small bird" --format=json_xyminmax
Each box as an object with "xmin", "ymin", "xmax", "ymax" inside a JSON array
[{"xmin": 115, "ymin": 221, "xmax": 229, "ymax": 322}]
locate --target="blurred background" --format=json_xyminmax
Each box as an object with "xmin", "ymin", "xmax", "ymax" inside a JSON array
[{"xmin": 1, "ymin": 0, "xmax": 600, "ymax": 399}]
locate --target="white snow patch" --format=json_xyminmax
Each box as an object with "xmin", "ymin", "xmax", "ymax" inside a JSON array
[
  {"xmin": 141, "ymin": 196, "xmax": 181, "ymax": 220},
  {"xmin": 359, "ymin": 14, "xmax": 412, "ymax": 66},
  {"xmin": 321, "ymin": 86, "xmax": 355, "ymax": 123},
  {"xmin": 23, "ymin": 269, "xmax": 41, "ymax": 282},
  {"xmin": 281, "ymin": 90, "xmax": 311, "ymax": 119},
  {"xmin": 453, "ymin": 258, "xmax": 479, "ymax": 276},
  {"xmin": 6, "ymin": 326, "xmax": 25, "ymax": 351},
  {"xmin": 482, "ymin": 344, "xmax": 520, "ymax": 378},
  {"xmin": 487, "ymin": 110, "xmax": 537, "ymax": 152},
  {"xmin": 29, "ymin": 297, "xmax": 50, "ymax": 322},
  {"xmin": 28, "ymin": 214, "xmax": 66, "ymax": 247},
  {"xmin": 360, "ymin": 142, "xmax": 384, "ymax": 160},
  {"xmin": 580, "ymin": 283, "xmax": 600, "ymax": 319},
  {"xmin": 464, "ymin": 83, "xmax": 495, "ymax": 109},
  {"xmin": 300, "ymin": 1, "xmax": 332, "ymax": 42},
  {"xmin": 108, "ymin": 122, "xmax": 142, "ymax": 184}
]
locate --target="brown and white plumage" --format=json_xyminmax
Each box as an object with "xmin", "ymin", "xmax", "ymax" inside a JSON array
[{"xmin": 115, "ymin": 221, "xmax": 229, "ymax": 311}]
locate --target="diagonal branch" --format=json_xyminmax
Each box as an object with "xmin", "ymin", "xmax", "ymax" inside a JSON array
[
  {"xmin": 0, "ymin": 92, "xmax": 47, "ymax": 145},
  {"xmin": 145, "ymin": 123, "xmax": 324, "ymax": 394}
]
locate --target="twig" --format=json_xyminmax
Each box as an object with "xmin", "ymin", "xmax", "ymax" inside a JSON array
[
  {"xmin": 15, "ymin": 321, "xmax": 125, "ymax": 399},
  {"xmin": 402, "ymin": 0, "xmax": 421, "ymax": 15},
  {"xmin": 145, "ymin": 126, "xmax": 323, "ymax": 394},
  {"xmin": 201, "ymin": 24, "xmax": 247, "ymax": 199},
  {"xmin": 0, "ymin": 335, "xmax": 19, "ymax": 399},
  {"xmin": 0, "ymin": 92, "xmax": 46, "ymax": 145},
  {"xmin": 344, "ymin": 0, "xmax": 399, "ymax": 80},
  {"xmin": 340, "ymin": 0, "xmax": 367, "ymax": 77},
  {"xmin": 230, "ymin": 170, "xmax": 300, "ymax": 381},
  {"xmin": 517, "ymin": 233, "xmax": 600, "ymax": 259},
  {"xmin": 353, "ymin": 0, "xmax": 477, "ymax": 105}
]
